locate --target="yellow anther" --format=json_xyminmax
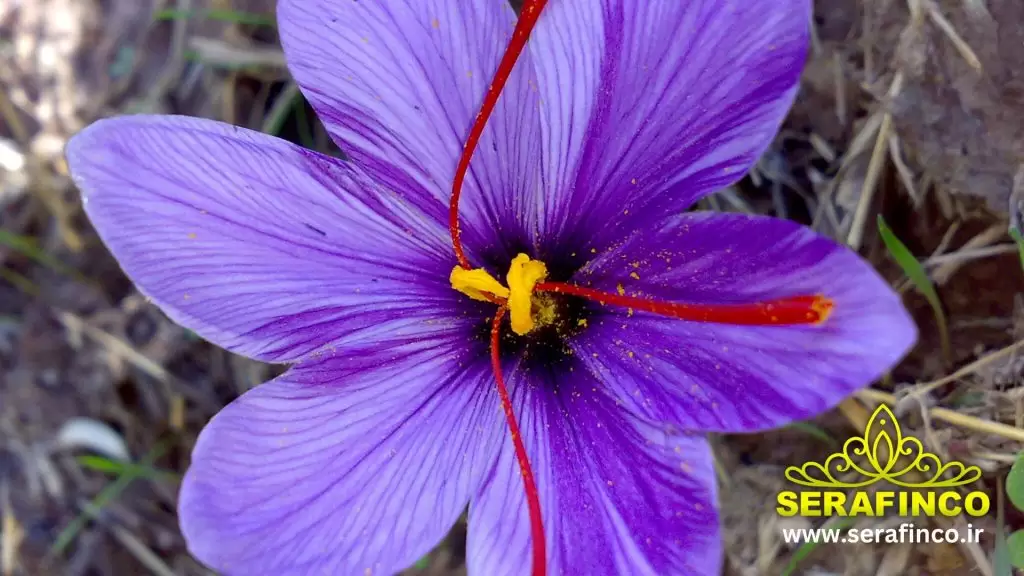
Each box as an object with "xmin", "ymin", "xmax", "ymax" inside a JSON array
[
  {"xmin": 507, "ymin": 254, "xmax": 547, "ymax": 335},
  {"xmin": 449, "ymin": 254, "xmax": 548, "ymax": 336},
  {"xmin": 450, "ymin": 267, "xmax": 509, "ymax": 302}
]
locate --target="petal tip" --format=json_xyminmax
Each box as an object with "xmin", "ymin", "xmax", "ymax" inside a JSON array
[{"xmin": 65, "ymin": 115, "xmax": 165, "ymax": 200}]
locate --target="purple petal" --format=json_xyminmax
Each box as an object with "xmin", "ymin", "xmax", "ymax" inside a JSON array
[
  {"xmin": 527, "ymin": 0, "xmax": 809, "ymax": 251},
  {"xmin": 467, "ymin": 368, "xmax": 720, "ymax": 576},
  {"xmin": 571, "ymin": 212, "xmax": 917, "ymax": 432},
  {"xmin": 277, "ymin": 0, "xmax": 541, "ymax": 256},
  {"xmin": 66, "ymin": 115, "xmax": 458, "ymax": 363},
  {"xmin": 179, "ymin": 331, "xmax": 503, "ymax": 574}
]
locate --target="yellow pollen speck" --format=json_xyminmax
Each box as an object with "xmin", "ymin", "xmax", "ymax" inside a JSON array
[
  {"xmin": 187, "ymin": 233, "xmax": 197, "ymax": 239},
  {"xmin": 590, "ymin": 248, "xmax": 597, "ymax": 253},
  {"xmin": 627, "ymin": 308, "xmax": 634, "ymax": 317},
  {"xmin": 627, "ymin": 351, "xmax": 634, "ymax": 358},
  {"xmin": 616, "ymin": 283, "xmax": 625, "ymax": 296},
  {"xmin": 431, "ymin": 18, "xmax": 440, "ymax": 28},
  {"xmin": 629, "ymin": 272, "xmax": 640, "ymax": 280},
  {"xmin": 577, "ymin": 318, "xmax": 588, "ymax": 327}
]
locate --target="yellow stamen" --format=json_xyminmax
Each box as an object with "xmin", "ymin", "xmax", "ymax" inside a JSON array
[
  {"xmin": 507, "ymin": 254, "xmax": 547, "ymax": 335},
  {"xmin": 449, "ymin": 253, "xmax": 548, "ymax": 335},
  {"xmin": 449, "ymin": 267, "xmax": 509, "ymax": 302}
]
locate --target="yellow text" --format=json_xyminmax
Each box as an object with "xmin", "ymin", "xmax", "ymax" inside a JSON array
[{"xmin": 775, "ymin": 490, "xmax": 990, "ymax": 518}]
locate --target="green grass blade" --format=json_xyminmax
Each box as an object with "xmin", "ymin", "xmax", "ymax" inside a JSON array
[
  {"xmin": 781, "ymin": 517, "xmax": 855, "ymax": 576},
  {"xmin": 0, "ymin": 267, "xmax": 39, "ymax": 297},
  {"xmin": 785, "ymin": 422, "xmax": 837, "ymax": 447},
  {"xmin": 50, "ymin": 442, "xmax": 170, "ymax": 555},
  {"xmin": 877, "ymin": 215, "xmax": 950, "ymax": 364},
  {"xmin": 262, "ymin": 84, "xmax": 301, "ymax": 136},
  {"xmin": 294, "ymin": 96, "xmax": 317, "ymax": 150},
  {"xmin": 153, "ymin": 8, "xmax": 276, "ymax": 27},
  {"xmin": 76, "ymin": 455, "xmax": 177, "ymax": 481},
  {"xmin": 182, "ymin": 49, "xmax": 266, "ymax": 71},
  {"xmin": 1009, "ymin": 226, "xmax": 1024, "ymax": 273},
  {"xmin": 0, "ymin": 229, "xmax": 81, "ymax": 280}
]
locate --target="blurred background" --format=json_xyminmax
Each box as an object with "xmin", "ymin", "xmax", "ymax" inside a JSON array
[{"xmin": 1, "ymin": 0, "xmax": 1023, "ymax": 574}]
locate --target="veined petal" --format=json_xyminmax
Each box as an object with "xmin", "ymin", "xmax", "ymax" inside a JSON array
[
  {"xmin": 527, "ymin": 0, "xmax": 809, "ymax": 252},
  {"xmin": 571, "ymin": 212, "xmax": 917, "ymax": 433},
  {"xmin": 179, "ymin": 331, "xmax": 503, "ymax": 574},
  {"xmin": 66, "ymin": 115, "xmax": 457, "ymax": 364},
  {"xmin": 467, "ymin": 365, "xmax": 721, "ymax": 576},
  {"xmin": 277, "ymin": 0, "xmax": 541, "ymax": 258}
]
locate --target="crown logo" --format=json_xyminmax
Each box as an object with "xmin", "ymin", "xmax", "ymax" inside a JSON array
[{"xmin": 784, "ymin": 405, "xmax": 982, "ymax": 489}]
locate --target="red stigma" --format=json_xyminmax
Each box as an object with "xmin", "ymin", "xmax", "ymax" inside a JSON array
[
  {"xmin": 449, "ymin": 0, "xmax": 549, "ymax": 270},
  {"xmin": 491, "ymin": 307, "xmax": 547, "ymax": 576},
  {"xmin": 448, "ymin": 2, "xmax": 550, "ymax": 574},
  {"xmin": 537, "ymin": 282, "xmax": 834, "ymax": 326}
]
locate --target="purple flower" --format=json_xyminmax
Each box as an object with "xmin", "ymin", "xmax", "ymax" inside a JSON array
[{"xmin": 64, "ymin": 0, "xmax": 917, "ymax": 574}]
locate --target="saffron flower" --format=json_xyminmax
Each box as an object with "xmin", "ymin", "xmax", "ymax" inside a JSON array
[{"xmin": 65, "ymin": 0, "xmax": 916, "ymax": 574}]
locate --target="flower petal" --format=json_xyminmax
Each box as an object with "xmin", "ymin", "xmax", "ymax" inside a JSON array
[
  {"xmin": 66, "ymin": 115, "xmax": 458, "ymax": 363},
  {"xmin": 179, "ymin": 331, "xmax": 503, "ymax": 574},
  {"xmin": 467, "ymin": 366, "xmax": 721, "ymax": 576},
  {"xmin": 571, "ymin": 212, "xmax": 917, "ymax": 433},
  {"xmin": 277, "ymin": 0, "xmax": 541, "ymax": 256},
  {"xmin": 527, "ymin": 0, "xmax": 810, "ymax": 252}
]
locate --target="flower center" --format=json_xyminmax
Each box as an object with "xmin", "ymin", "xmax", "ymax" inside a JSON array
[{"xmin": 450, "ymin": 253, "xmax": 550, "ymax": 335}]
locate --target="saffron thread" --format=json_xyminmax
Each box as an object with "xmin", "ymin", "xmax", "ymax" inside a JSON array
[
  {"xmin": 448, "ymin": 1, "xmax": 550, "ymax": 573},
  {"xmin": 491, "ymin": 307, "xmax": 547, "ymax": 576},
  {"xmin": 449, "ymin": 0, "xmax": 550, "ymax": 270},
  {"xmin": 537, "ymin": 282, "xmax": 834, "ymax": 326}
]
